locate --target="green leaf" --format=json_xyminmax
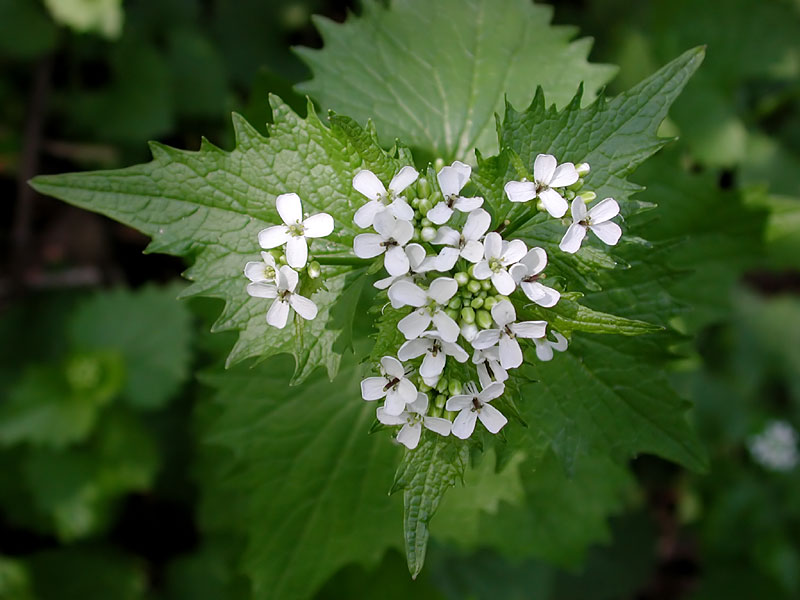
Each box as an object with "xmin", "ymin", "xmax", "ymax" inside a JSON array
[
  {"xmin": 296, "ymin": 0, "xmax": 616, "ymax": 161},
  {"xmin": 519, "ymin": 297, "xmax": 662, "ymax": 336},
  {"xmin": 198, "ymin": 354, "xmax": 402, "ymax": 600},
  {"xmin": 67, "ymin": 284, "xmax": 193, "ymax": 410},
  {"xmin": 390, "ymin": 435, "xmax": 469, "ymax": 578},
  {"xmin": 0, "ymin": 557, "xmax": 35, "ymax": 600},
  {"xmin": 32, "ymin": 98, "xmax": 404, "ymax": 382}
]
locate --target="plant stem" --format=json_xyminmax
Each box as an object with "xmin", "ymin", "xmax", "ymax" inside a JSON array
[{"xmin": 314, "ymin": 256, "xmax": 364, "ymax": 266}]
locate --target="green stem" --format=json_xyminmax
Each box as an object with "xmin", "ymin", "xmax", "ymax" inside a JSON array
[
  {"xmin": 314, "ymin": 255, "xmax": 364, "ymax": 266},
  {"xmin": 500, "ymin": 207, "xmax": 538, "ymax": 238}
]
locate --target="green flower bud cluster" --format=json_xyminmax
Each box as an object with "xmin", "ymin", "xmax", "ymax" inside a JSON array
[{"xmin": 448, "ymin": 265, "xmax": 508, "ymax": 332}]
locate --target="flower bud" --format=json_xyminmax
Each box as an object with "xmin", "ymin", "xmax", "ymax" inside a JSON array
[
  {"xmin": 435, "ymin": 377, "xmax": 449, "ymax": 393},
  {"xmin": 483, "ymin": 296, "xmax": 498, "ymax": 311},
  {"xmin": 467, "ymin": 280, "xmax": 482, "ymax": 294},
  {"xmin": 466, "ymin": 264, "xmax": 476, "ymax": 278},
  {"xmin": 579, "ymin": 191, "xmax": 597, "ymax": 203},
  {"xmin": 470, "ymin": 297, "xmax": 484, "ymax": 309},
  {"xmin": 448, "ymin": 380, "xmax": 463, "ymax": 396},
  {"xmin": 307, "ymin": 260, "xmax": 321, "ymax": 278},
  {"xmin": 411, "ymin": 197, "xmax": 421, "ymax": 208},
  {"xmin": 476, "ymin": 309, "xmax": 493, "ymax": 329},
  {"xmin": 454, "ymin": 271, "xmax": 469, "ymax": 286},
  {"xmin": 419, "ymin": 198, "xmax": 434, "ymax": 215},
  {"xmin": 434, "ymin": 394, "xmax": 447, "ymax": 409},
  {"xmin": 576, "ymin": 162, "xmax": 591, "ymax": 177},
  {"xmin": 420, "ymin": 226, "xmax": 437, "ymax": 242},
  {"xmin": 448, "ymin": 297, "xmax": 462, "ymax": 310},
  {"xmin": 417, "ymin": 176, "xmax": 431, "ymax": 197},
  {"xmin": 445, "ymin": 308, "xmax": 459, "ymax": 321},
  {"xmin": 419, "ymin": 381, "xmax": 432, "ymax": 393},
  {"xmin": 564, "ymin": 189, "xmax": 576, "ymax": 201},
  {"xmin": 568, "ymin": 178, "xmax": 584, "ymax": 192},
  {"xmin": 460, "ymin": 306, "xmax": 475, "ymax": 324},
  {"xmin": 411, "ymin": 228, "xmax": 420, "ymax": 241},
  {"xmin": 480, "ymin": 280, "xmax": 491, "ymax": 291},
  {"xmin": 434, "ymin": 157, "xmax": 445, "ymax": 171}
]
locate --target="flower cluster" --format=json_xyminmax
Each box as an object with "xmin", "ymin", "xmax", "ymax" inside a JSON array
[
  {"xmin": 748, "ymin": 420, "xmax": 799, "ymax": 472},
  {"xmin": 355, "ymin": 155, "xmax": 622, "ymax": 449}
]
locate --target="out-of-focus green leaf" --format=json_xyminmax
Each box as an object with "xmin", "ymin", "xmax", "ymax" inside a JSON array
[
  {"xmin": 0, "ymin": 556, "xmax": 35, "ymax": 600},
  {"xmin": 0, "ymin": 0, "xmax": 58, "ymax": 58}
]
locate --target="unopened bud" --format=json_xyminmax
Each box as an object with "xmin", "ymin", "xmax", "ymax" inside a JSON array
[
  {"xmin": 579, "ymin": 191, "xmax": 597, "ymax": 203},
  {"xmin": 576, "ymin": 162, "xmax": 591, "ymax": 177},
  {"xmin": 460, "ymin": 306, "xmax": 476, "ymax": 324},
  {"xmin": 436, "ymin": 377, "xmax": 449, "ymax": 393},
  {"xmin": 483, "ymin": 296, "xmax": 498, "ymax": 311},
  {"xmin": 434, "ymin": 394, "xmax": 447, "ymax": 409},
  {"xmin": 307, "ymin": 260, "xmax": 321, "ymax": 278},
  {"xmin": 454, "ymin": 271, "xmax": 469, "ymax": 286},
  {"xmin": 448, "ymin": 297, "xmax": 462, "ymax": 310},
  {"xmin": 467, "ymin": 264, "xmax": 476, "ymax": 279},
  {"xmin": 480, "ymin": 280, "xmax": 491, "ymax": 291},
  {"xmin": 445, "ymin": 308, "xmax": 459, "ymax": 321},
  {"xmin": 568, "ymin": 178, "xmax": 584, "ymax": 192},
  {"xmin": 470, "ymin": 297, "xmax": 484, "ymax": 309},
  {"xmin": 467, "ymin": 280, "xmax": 482, "ymax": 294},
  {"xmin": 448, "ymin": 380, "xmax": 463, "ymax": 396},
  {"xmin": 476, "ymin": 309, "xmax": 493, "ymax": 329},
  {"xmin": 564, "ymin": 189, "xmax": 576, "ymax": 201},
  {"xmin": 421, "ymin": 226, "xmax": 437, "ymax": 242},
  {"xmin": 417, "ymin": 177, "xmax": 431, "ymax": 197}
]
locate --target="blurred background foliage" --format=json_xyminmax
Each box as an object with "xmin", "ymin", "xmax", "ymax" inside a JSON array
[{"xmin": 1, "ymin": 0, "xmax": 799, "ymax": 598}]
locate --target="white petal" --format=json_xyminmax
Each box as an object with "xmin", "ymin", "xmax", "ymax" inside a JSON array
[
  {"xmin": 353, "ymin": 169, "xmax": 386, "ymax": 201},
  {"xmin": 442, "ymin": 341, "xmax": 469, "ymax": 362},
  {"xmin": 533, "ymin": 154, "xmax": 557, "ymax": 184},
  {"xmin": 372, "ymin": 210, "xmax": 397, "ymax": 238},
  {"xmin": 244, "ymin": 262, "xmax": 268, "ymax": 282},
  {"xmin": 424, "ymin": 417, "xmax": 452, "ymax": 437},
  {"xmin": 374, "ymin": 274, "xmax": 398, "ymax": 290},
  {"xmin": 498, "ymin": 335, "xmax": 523, "ymax": 369},
  {"xmin": 409, "ymin": 391, "xmax": 428, "ymax": 414},
  {"xmin": 511, "ymin": 320, "xmax": 547, "ymax": 339},
  {"xmin": 261, "ymin": 251, "xmax": 276, "ymax": 267},
  {"xmin": 509, "ymin": 263, "xmax": 527, "ymax": 284},
  {"xmin": 588, "ymin": 198, "xmax": 620, "ymax": 223},
  {"xmin": 491, "ymin": 299, "xmax": 516, "ymax": 327},
  {"xmin": 285, "ymin": 236, "xmax": 308, "ymax": 269},
  {"xmin": 478, "ymin": 404, "xmax": 508, "ymax": 434},
  {"xmin": 428, "ymin": 277, "xmax": 458, "ymax": 304},
  {"xmin": 377, "ymin": 407, "xmax": 407, "ymax": 425},
  {"xmin": 502, "ymin": 239, "xmax": 527, "ymax": 265},
  {"xmin": 491, "ymin": 360, "xmax": 509, "ymax": 382},
  {"xmin": 570, "ymin": 196, "xmax": 588, "ymax": 221},
  {"xmin": 258, "ymin": 225, "xmax": 289, "ymax": 249},
  {"xmin": 491, "ymin": 270, "xmax": 516, "ymax": 295},
  {"xmin": 398, "ymin": 309, "xmax": 432, "ymax": 340},
  {"xmin": 246, "ymin": 281, "xmax": 278, "ymax": 298},
  {"xmin": 289, "ymin": 294, "xmax": 318, "ymax": 320},
  {"xmin": 551, "ymin": 332, "xmax": 569, "ymax": 352},
  {"xmin": 427, "ymin": 202, "xmax": 453, "ymax": 225},
  {"xmin": 559, "ymin": 223, "xmax": 587, "ymax": 254},
  {"xmin": 504, "ymin": 180, "xmax": 537, "ymax": 203},
  {"xmin": 397, "ymin": 378, "xmax": 419, "ymax": 405},
  {"xmin": 278, "ymin": 265, "xmax": 299, "ymax": 292},
  {"xmin": 392, "ymin": 219, "xmax": 415, "ymax": 245},
  {"xmin": 590, "ymin": 221, "xmax": 622, "ymax": 246},
  {"xmin": 445, "ymin": 394, "xmax": 473, "ymax": 411},
  {"xmin": 389, "ymin": 198, "xmax": 414, "ymax": 221},
  {"xmin": 385, "ymin": 246, "xmax": 410, "ymax": 276},
  {"xmin": 460, "ymin": 240, "xmax": 484, "ymax": 264},
  {"xmin": 472, "ymin": 260, "xmax": 492, "ymax": 280},
  {"xmin": 266, "ymin": 299, "xmax": 291, "ymax": 329},
  {"xmin": 420, "ymin": 350, "xmax": 446, "ymax": 379},
  {"xmin": 388, "ymin": 165, "xmax": 419, "ymax": 194},
  {"xmin": 472, "ymin": 329, "xmax": 501, "ymax": 349},
  {"xmin": 453, "ymin": 196, "xmax": 484, "ymax": 213},
  {"xmin": 477, "ymin": 363, "xmax": 491, "ymax": 388},
  {"xmin": 384, "ymin": 387, "xmax": 409, "ymax": 416},
  {"xmin": 380, "ymin": 356, "xmax": 405, "ymax": 378},
  {"xmin": 432, "ymin": 311, "xmax": 460, "ymax": 343},
  {"xmin": 388, "ymin": 280, "xmax": 428, "ymax": 308},
  {"xmin": 303, "ymin": 213, "xmax": 334, "ymax": 238},
  {"xmin": 398, "ymin": 338, "xmax": 431, "ymax": 361},
  {"xmin": 462, "ymin": 208, "xmax": 491, "ymax": 241},
  {"xmin": 451, "ymin": 410, "xmax": 478, "ymax": 439},
  {"xmin": 361, "ymin": 377, "xmax": 388, "ymax": 401},
  {"xmin": 435, "ymin": 247, "xmax": 460, "ymax": 271},
  {"xmin": 276, "ymin": 192, "xmax": 303, "ymax": 225},
  {"xmin": 521, "ymin": 247, "xmax": 547, "ymax": 275},
  {"xmin": 549, "ymin": 162, "xmax": 579, "ymax": 188},
  {"xmin": 534, "ymin": 339, "xmax": 554, "ymax": 361},
  {"xmin": 353, "ymin": 200, "xmax": 383, "ymax": 229},
  {"xmin": 437, "ymin": 161, "xmax": 471, "ymax": 196},
  {"xmin": 483, "ymin": 232, "xmax": 502, "ymax": 260},
  {"xmin": 532, "ymin": 283, "xmax": 560, "ymax": 307},
  {"xmin": 432, "ymin": 226, "xmax": 460, "ymax": 247},
  {"xmin": 353, "ymin": 233, "xmax": 385, "ymax": 258},
  {"xmin": 405, "ymin": 243, "xmax": 427, "ymax": 270},
  {"xmin": 539, "ymin": 187, "xmax": 568, "ymax": 218},
  {"xmin": 397, "ymin": 423, "xmax": 422, "ymax": 449},
  {"xmin": 461, "ymin": 322, "xmax": 478, "ymax": 342}
]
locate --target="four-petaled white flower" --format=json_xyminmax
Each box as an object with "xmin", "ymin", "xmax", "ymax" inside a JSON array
[
  {"xmin": 559, "ymin": 196, "xmax": 622, "ymax": 254},
  {"xmin": 246, "ymin": 265, "xmax": 318, "ymax": 329},
  {"xmin": 432, "ymin": 208, "xmax": 491, "ymax": 270},
  {"xmin": 472, "ymin": 300, "xmax": 547, "ymax": 369},
  {"xmin": 504, "ymin": 154, "xmax": 579, "ymax": 218},
  {"xmin": 509, "ymin": 247, "xmax": 560, "ymax": 308},
  {"xmin": 353, "ymin": 212, "xmax": 415, "ymax": 276},
  {"xmin": 360, "ymin": 356, "xmax": 418, "ymax": 416},
  {"xmin": 375, "ymin": 243, "xmax": 438, "ymax": 294},
  {"xmin": 377, "ymin": 392, "xmax": 452, "ymax": 449},
  {"xmin": 445, "ymin": 381, "xmax": 507, "ymax": 439},
  {"xmin": 388, "ymin": 277, "xmax": 460, "ymax": 342},
  {"xmin": 472, "ymin": 346, "xmax": 508, "ymax": 389},
  {"xmin": 243, "ymin": 251, "xmax": 278, "ymax": 286},
  {"xmin": 258, "ymin": 193, "xmax": 334, "ymax": 269},
  {"xmin": 473, "ymin": 232, "xmax": 527, "ymax": 295},
  {"xmin": 398, "ymin": 332, "xmax": 468, "ymax": 380},
  {"xmin": 353, "ymin": 166, "xmax": 418, "ymax": 228},
  {"xmin": 532, "ymin": 330, "xmax": 569, "ymax": 362},
  {"xmin": 427, "ymin": 161, "xmax": 484, "ymax": 225}
]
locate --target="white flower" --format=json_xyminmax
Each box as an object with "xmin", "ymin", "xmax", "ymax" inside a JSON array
[
  {"xmin": 504, "ymin": 154, "xmax": 579, "ymax": 218},
  {"xmin": 360, "ymin": 356, "xmax": 418, "ymax": 416},
  {"xmin": 748, "ymin": 420, "xmax": 799, "ymax": 472},
  {"xmin": 472, "ymin": 300, "xmax": 547, "ymax": 369},
  {"xmin": 472, "ymin": 232, "xmax": 527, "ymax": 295},
  {"xmin": 427, "ymin": 161, "xmax": 484, "ymax": 225},
  {"xmin": 353, "ymin": 212, "xmax": 415, "ymax": 276},
  {"xmin": 374, "ymin": 243, "xmax": 438, "ymax": 294},
  {"xmin": 377, "ymin": 392, "xmax": 452, "ymax": 449},
  {"xmin": 246, "ymin": 265, "xmax": 318, "ymax": 328},
  {"xmin": 445, "ymin": 381, "xmax": 507, "ymax": 439},
  {"xmin": 258, "ymin": 193, "xmax": 334, "ymax": 269},
  {"xmin": 388, "ymin": 278, "xmax": 460, "ymax": 342},
  {"xmin": 559, "ymin": 197, "xmax": 622, "ymax": 254},
  {"xmin": 432, "ymin": 208, "xmax": 491, "ymax": 270},
  {"xmin": 353, "ymin": 166, "xmax": 418, "ymax": 228},
  {"xmin": 532, "ymin": 330, "xmax": 568, "ymax": 361},
  {"xmin": 472, "ymin": 346, "xmax": 508, "ymax": 388},
  {"xmin": 244, "ymin": 251, "xmax": 278, "ymax": 285},
  {"xmin": 509, "ymin": 247, "xmax": 560, "ymax": 308},
  {"xmin": 397, "ymin": 332, "xmax": 468, "ymax": 380}
]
